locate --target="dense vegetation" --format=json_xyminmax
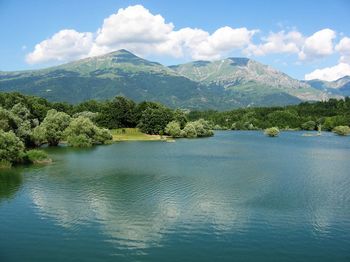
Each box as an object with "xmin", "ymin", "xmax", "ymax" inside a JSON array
[
  {"xmin": 1, "ymin": 92, "xmax": 349, "ymax": 167},
  {"xmin": 0, "ymin": 92, "xmax": 213, "ymax": 167},
  {"xmin": 188, "ymin": 97, "xmax": 350, "ymax": 131}
]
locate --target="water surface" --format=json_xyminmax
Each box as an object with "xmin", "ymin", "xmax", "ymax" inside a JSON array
[{"xmin": 1, "ymin": 131, "xmax": 350, "ymax": 261}]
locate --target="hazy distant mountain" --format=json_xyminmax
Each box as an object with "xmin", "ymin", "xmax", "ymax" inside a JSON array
[
  {"xmin": 306, "ymin": 75, "xmax": 350, "ymax": 97},
  {"xmin": 0, "ymin": 49, "xmax": 336, "ymax": 110}
]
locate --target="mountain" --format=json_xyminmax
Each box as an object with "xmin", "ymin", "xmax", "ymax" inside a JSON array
[
  {"xmin": 0, "ymin": 49, "xmax": 335, "ymax": 110},
  {"xmin": 306, "ymin": 76, "xmax": 350, "ymax": 97},
  {"xmin": 170, "ymin": 58, "xmax": 326, "ymax": 103}
]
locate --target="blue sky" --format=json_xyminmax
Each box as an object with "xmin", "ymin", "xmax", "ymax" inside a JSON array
[{"xmin": 1, "ymin": 0, "xmax": 350, "ymax": 80}]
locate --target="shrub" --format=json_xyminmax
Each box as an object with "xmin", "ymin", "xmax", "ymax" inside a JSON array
[
  {"xmin": 165, "ymin": 121, "xmax": 182, "ymax": 137},
  {"xmin": 41, "ymin": 109, "xmax": 71, "ymax": 146},
  {"xmin": 264, "ymin": 127, "xmax": 280, "ymax": 137},
  {"xmin": 332, "ymin": 126, "xmax": 350, "ymax": 136},
  {"xmin": 301, "ymin": 120, "xmax": 316, "ymax": 131},
  {"xmin": 192, "ymin": 119, "xmax": 214, "ymax": 137},
  {"xmin": 183, "ymin": 123, "xmax": 197, "ymax": 138},
  {"xmin": 26, "ymin": 149, "xmax": 51, "ymax": 164},
  {"xmin": 64, "ymin": 116, "xmax": 112, "ymax": 147},
  {"xmin": 0, "ymin": 130, "xmax": 25, "ymax": 164},
  {"xmin": 67, "ymin": 134, "xmax": 92, "ymax": 147}
]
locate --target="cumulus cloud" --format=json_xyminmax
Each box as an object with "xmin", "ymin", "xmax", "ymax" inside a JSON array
[
  {"xmin": 25, "ymin": 4, "xmax": 347, "ymax": 69},
  {"xmin": 26, "ymin": 29, "xmax": 93, "ymax": 64},
  {"xmin": 244, "ymin": 30, "xmax": 303, "ymax": 56},
  {"xmin": 298, "ymin": 29, "xmax": 336, "ymax": 60},
  {"xmin": 335, "ymin": 37, "xmax": 350, "ymax": 63},
  {"xmin": 26, "ymin": 5, "xmax": 256, "ymax": 64},
  {"xmin": 304, "ymin": 63, "xmax": 350, "ymax": 81}
]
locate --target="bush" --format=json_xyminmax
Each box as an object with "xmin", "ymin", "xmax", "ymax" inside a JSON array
[
  {"xmin": 301, "ymin": 120, "xmax": 316, "ymax": 131},
  {"xmin": 26, "ymin": 149, "xmax": 51, "ymax": 164},
  {"xmin": 183, "ymin": 123, "xmax": 197, "ymax": 138},
  {"xmin": 64, "ymin": 116, "xmax": 112, "ymax": 147},
  {"xmin": 67, "ymin": 134, "xmax": 92, "ymax": 147},
  {"xmin": 332, "ymin": 126, "xmax": 350, "ymax": 136},
  {"xmin": 264, "ymin": 127, "xmax": 280, "ymax": 137},
  {"xmin": 165, "ymin": 121, "xmax": 182, "ymax": 137},
  {"xmin": 41, "ymin": 109, "xmax": 71, "ymax": 146},
  {"xmin": 0, "ymin": 130, "xmax": 25, "ymax": 164}
]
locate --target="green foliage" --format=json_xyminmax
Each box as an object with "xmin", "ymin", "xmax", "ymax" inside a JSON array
[
  {"xmin": 66, "ymin": 134, "xmax": 93, "ymax": 148},
  {"xmin": 173, "ymin": 109, "xmax": 188, "ymax": 129},
  {"xmin": 0, "ymin": 130, "xmax": 25, "ymax": 164},
  {"xmin": 31, "ymin": 125, "xmax": 47, "ymax": 147},
  {"xmin": 165, "ymin": 121, "xmax": 182, "ymax": 137},
  {"xmin": 332, "ymin": 126, "xmax": 350, "ymax": 136},
  {"xmin": 41, "ymin": 109, "xmax": 71, "ymax": 146},
  {"xmin": 183, "ymin": 122, "xmax": 197, "ymax": 138},
  {"xmin": 301, "ymin": 120, "xmax": 316, "ymax": 131},
  {"xmin": 188, "ymin": 98, "xmax": 350, "ymax": 131},
  {"xmin": 25, "ymin": 149, "xmax": 50, "ymax": 163},
  {"xmin": 0, "ymin": 160, "xmax": 12, "ymax": 169},
  {"xmin": 138, "ymin": 106, "xmax": 173, "ymax": 135},
  {"xmin": 96, "ymin": 96, "xmax": 136, "ymax": 129},
  {"xmin": 73, "ymin": 111, "xmax": 99, "ymax": 121},
  {"xmin": 192, "ymin": 119, "xmax": 214, "ymax": 137},
  {"xmin": 264, "ymin": 127, "xmax": 280, "ymax": 137},
  {"xmin": 64, "ymin": 116, "xmax": 112, "ymax": 147}
]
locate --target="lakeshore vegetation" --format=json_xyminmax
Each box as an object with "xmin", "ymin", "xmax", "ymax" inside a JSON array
[{"xmin": 1, "ymin": 92, "xmax": 350, "ymax": 168}]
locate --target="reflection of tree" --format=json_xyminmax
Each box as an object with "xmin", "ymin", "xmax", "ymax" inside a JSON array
[{"xmin": 0, "ymin": 170, "xmax": 23, "ymax": 202}]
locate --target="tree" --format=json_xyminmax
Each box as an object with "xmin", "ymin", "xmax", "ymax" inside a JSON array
[
  {"xmin": 97, "ymin": 96, "xmax": 136, "ymax": 129},
  {"xmin": 264, "ymin": 127, "xmax": 280, "ymax": 137},
  {"xmin": 0, "ymin": 130, "xmax": 25, "ymax": 166},
  {"xmin": 192, "ymin": 119, "xmax": 214, "ymax": 137},
  {"xmin": 138, "ymin": 106, "xmax": 173, "ymax": 134},
  {"xmin": 41, "ymin": 109, "xmax": 71, "ymax": 146},
  {"xmin": 183, "ymin": 122, "xmax": 197, "ymax": 138},
  {"xmin": 173, "ymin": 109, "xmax": 188, "ymax": 129},
  {"xmin": 31, "ymin": 125, "xmax": 47, "ymax": 147},
  {"xmin": 165, "ymin": 121, "xmax": 182, "ymax": 137},
  {"xmin": 301, "ymin": 120, "xmax": 316, "ymax": 130},
  {"xmin": 333, "ymin": 126, "xmax": 350, "ymax": 136},
  {"xmin": 267, "ymin": 110, "xmax": 300, "ymax": 128},
  {"xmin": 64, "ymin": 116, "xmax": 112, "ymax": 147}
]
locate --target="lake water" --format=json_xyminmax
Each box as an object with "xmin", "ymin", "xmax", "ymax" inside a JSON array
[{"xmin": 1, "ymin": 131, "xmax": 350, "ymax": 261}]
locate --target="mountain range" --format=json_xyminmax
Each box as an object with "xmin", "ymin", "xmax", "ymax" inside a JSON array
[{"xmin": 0, "ymin": 49, "xmax": 347, "ymax": 110}]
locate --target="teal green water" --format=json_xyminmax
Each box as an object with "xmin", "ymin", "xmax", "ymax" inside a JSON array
[{"xmin": 1, "ymin": 131, "xmax": 350, "ymax": 261}]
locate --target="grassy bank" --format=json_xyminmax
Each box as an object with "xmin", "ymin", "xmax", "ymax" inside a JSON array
[{"xmin": 111, "ymin": 128, "xmax": 168, "ymax": 141}]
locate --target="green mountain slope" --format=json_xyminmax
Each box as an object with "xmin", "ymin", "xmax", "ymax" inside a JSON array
[
  {"xmin": 169, "ymin": 58, "xmax": 326, "ymax": 103},
  {"xmin": 0, "ymin": 49, "xmax": 334, "ymax": 110}
]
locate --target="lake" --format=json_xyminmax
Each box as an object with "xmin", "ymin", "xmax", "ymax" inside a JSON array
[{"xmin": 1, "ymin": 131, "xmax": 350, "ymax": 261}]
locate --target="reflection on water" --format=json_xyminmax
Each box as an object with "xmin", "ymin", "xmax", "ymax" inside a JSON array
[
  {"xmin": 1, "ymin": 131, "xmax": 350, "ymax": 261},
  {"xmin": 0, "ymin": 169, "xmax": 23, "ymax": 202}
]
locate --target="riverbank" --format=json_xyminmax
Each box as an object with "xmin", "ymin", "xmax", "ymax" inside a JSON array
[{"xmin": 111, "ymin": 128, "xmax": 169, "ymax": 141}]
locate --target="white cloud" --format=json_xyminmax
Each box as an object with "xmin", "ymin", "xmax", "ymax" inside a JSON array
[
  {"xmin": 26, "ymin": 5, "xmax": 256, "ymax": 64},
  {"xmin": 304, "ymin": 63, "xmax": 350, "ymax": 81},
  {"xmin": 244, "ymin": 30, "xmax": 303, "ymax": 56},
  {"xmin": 298, "ymin": 29, "xmax": 336, "ymax": 60},
  {"xmin": 26, "ymin": 29, "xmax": 93, "ymax": 64},
  {"xmin": 25, "ymin": 4, "xmax": 346, "ymax": 70},
  {"xmin": 335, "ymin": 37, "xmax": 350, "ymax": 63}
]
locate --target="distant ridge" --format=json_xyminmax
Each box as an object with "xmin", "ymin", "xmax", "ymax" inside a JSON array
[{"xmin": 0, "ymin": 49, "xmax": 342, "ymax": 110}]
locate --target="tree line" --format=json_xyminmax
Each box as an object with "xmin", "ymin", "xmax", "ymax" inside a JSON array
[
  {"xmin": 187, "ymin": 97, "xmax": 350, "ymax": 131},
  {"xmin": 0, "ymin": 92, "xmax": 213, "ymax": 167}
]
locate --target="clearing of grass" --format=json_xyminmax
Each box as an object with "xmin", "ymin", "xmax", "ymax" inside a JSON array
[{"xmin": 111, "ymin": 128, "xmax": 169, "ymax": 141}]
